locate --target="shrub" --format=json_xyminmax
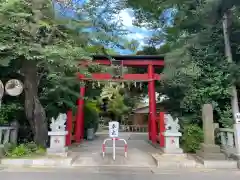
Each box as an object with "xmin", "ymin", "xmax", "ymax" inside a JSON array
[
  {"xmin": 181, "ymin": 124, "xmax": 203, "ymax": 153},
  {"xmin": 3, "ymin": 142, "xmax": 45, "ymax": 158},
  {"xmin": 83, "ymin": 102, "xmax": 99, "ymax": 138},
  {"xmin": 0, "ymin": 103, "xmax": 22, "ymax": 125}
]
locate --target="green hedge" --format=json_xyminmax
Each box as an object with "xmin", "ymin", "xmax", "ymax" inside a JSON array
[
  {"xmin": 83, "ymin": 102, "xmax": 99, "ymax": 139},
  {"xmin": 181, "ymin": 124, "xmax": 203, "ymax": 153}
]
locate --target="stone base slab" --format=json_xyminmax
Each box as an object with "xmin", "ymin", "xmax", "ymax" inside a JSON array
[
  {"xmin": 200, "ymin": 143, "xmax": 221, "ymax": 153},
  {"xmin": 0, "ymin": 157, "xmax": 73, "ymax": 168},
  {"xmin": 47, "ymin": 147, "xmax": 68, "ymax": 157},
  {"xmin": 196, "ymin": 150, "xmax": 226, "ymax": 160},
  {"xmin": 162, "ymin": 148, "xmax": 183, "ymax": 154},
  {"xmin": 195, "ymin": 156, "xmax": 238, "ymax": 169},
  {"xmin": 152, "ymin": 153, "xmax": 198, "ymax": 168},
  {"xmin": 196, "ymin": 143, "xmax": 226, "ymax": 160},
  {"xmin": 229, "ymin": 153, "xmax": 240, "ymax": 160}
]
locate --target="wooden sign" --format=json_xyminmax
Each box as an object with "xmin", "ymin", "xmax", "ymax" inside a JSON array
[{"xmin": 5, "ymin": 79, "xmax": 23, "ymax": 96}]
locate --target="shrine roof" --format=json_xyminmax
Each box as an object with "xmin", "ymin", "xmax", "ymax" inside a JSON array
[{"xmin": 92, "ymin": 55, "xmax": 164, "ymax": 61}]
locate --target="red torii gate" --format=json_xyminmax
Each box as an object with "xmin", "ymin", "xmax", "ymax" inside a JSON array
[{"xmin": 66, "ymin": 55, "xmax": 165, "ymax": 147}]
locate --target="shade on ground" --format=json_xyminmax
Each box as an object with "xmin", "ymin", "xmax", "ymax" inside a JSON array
[{"xmin": 69, "ymin": 133, "xmax": 159, "ymax": 167}]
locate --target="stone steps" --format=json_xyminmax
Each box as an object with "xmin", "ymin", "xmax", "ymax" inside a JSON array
[
  {"xmin": 152, "ymin": 153, "xmax": 199, "ymax": 168},
  {"xmin": 193, "ymin": 155, "xmax": 238, "ymax": 169}
]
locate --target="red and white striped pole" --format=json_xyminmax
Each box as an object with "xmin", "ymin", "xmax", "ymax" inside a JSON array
[
  {"xmin": 102, "ymin": 138, "xmax": 111, "ymax": 158},
  {"xmin": 118, "ymin": 138, "xmax": 128, "ymax": 158},
  {"xmin": 124, "ymin": 143, "xmax": 128, "ymax": 157}
]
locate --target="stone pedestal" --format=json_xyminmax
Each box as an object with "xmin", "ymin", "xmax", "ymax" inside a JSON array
[
  {"xmin": 196, "ymin": 143, "xmax": 225, "ymax": 160},
  {"xmin": 161, "ymin": 114, "xmax": 183, "ymax": 154},
  {"xmin": 162, "ymin": 132, "xmax": 183, "ymax": 154},
  {"xmin": 152, "ymin": 153, "xmax": 197, "ymax": 168},
  {"xmin": 47, "ymin": 131, "xmax": 68, "ymax": 157}
]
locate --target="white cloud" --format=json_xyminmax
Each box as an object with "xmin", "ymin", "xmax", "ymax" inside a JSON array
[
  {"xmin": 126, "ymin": 32, "xmax": 145, "ymax": 46},
  {"xmin": 118, "ymin": 9, "xmax": 150, "ymax": 32},
  {"xmin": 117, "ymin": 8, "xmax": 152, "ymax": 49},
  {"xmin": 118, "ymin": 8, "xmax": 135, "ymax": 27}
]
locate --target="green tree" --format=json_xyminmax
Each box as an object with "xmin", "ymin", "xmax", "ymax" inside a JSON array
[
  {"xmin": 0, "ymin": 0, "xmax": 128, "ymax": 146},
  {"xmin": 99, "ymin": 84, "xmax": 130, "ymax": 120},
  {"xmin": 0, "ymin": 0, "xmax": 92, "ymax": 146},
  {"xmin": 129, "ymin": 0, "xmax": 240, "ymax": 127}
]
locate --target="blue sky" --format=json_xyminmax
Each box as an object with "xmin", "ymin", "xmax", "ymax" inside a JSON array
[
  {"xmin": 118, "ymin": 8, "xmax": 152, "ymax": 46},
  {"xmin": 116, "ymin": 8, "xmax": 152, "ymax": 54},
  {"xmin": 54, "ymin": 1, "xmax": 152, "ymax": 54}
]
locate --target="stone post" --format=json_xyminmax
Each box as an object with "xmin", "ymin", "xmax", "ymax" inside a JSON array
[
  {"xmin": 202, "ymin": 104, "xmax": 215, "ymax": 144},
  {"xmin": 10, "ymin": 120, "xmax": 19, "ymax": 144},
  {"xmin": 196, "ymin": 104, "xmax": 225, "ymax": 160}
]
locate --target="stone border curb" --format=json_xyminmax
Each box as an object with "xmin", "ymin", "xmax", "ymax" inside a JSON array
[
  {"xmin": 72, "ymin": 164, "xmax": 154, "ymax": 168},
  {"xmin": 0, "ymin": 157, "xmax": 74, "ymax": 168},
  {"xmin": 1, "ymin": 155, "xmax": 239, "ymax": 169},
  {"xmin": 194, "ymin": 155, "xmax": 238, "ymax": 169}
]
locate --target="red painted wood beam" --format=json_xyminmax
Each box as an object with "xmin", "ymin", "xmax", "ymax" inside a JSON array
[
  {"xmin": 77, "ymin": 73, "xmax": 161, "ymax": 81},
  {"xmin": 79, "ymin": 60, "xmax": 164, "ymax": 67}
]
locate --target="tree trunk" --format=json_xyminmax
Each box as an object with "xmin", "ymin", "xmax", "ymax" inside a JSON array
[
  {"xmin": 22, "ymin": 60, "xmax": 48, "ymax": 147},
  {"xmin": 222, "ymin": 11, "xmax": 240, "ymax": 118}
]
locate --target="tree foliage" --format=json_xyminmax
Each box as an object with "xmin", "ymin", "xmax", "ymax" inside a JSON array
[
  {"xmin": 0, "ymin": 0, "xmax": 130, "ymax": 146},
  {"xmin": 129, "ymin": 0, "xmax": 240, "ymax": 128}
]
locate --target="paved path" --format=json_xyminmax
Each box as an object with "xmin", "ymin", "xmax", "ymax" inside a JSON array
[
  {"xmin": 69, "ymin": 133, "xmax": 160, "ymax": 167},
  {"xmin": 0, "ymin": 167, "xmax": 240, "ymax": 180}
]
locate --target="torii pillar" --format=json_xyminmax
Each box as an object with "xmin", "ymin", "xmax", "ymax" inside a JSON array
[{"xmin": 148, "ymin": 64, "xmax": 157, "ymax": 144}]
